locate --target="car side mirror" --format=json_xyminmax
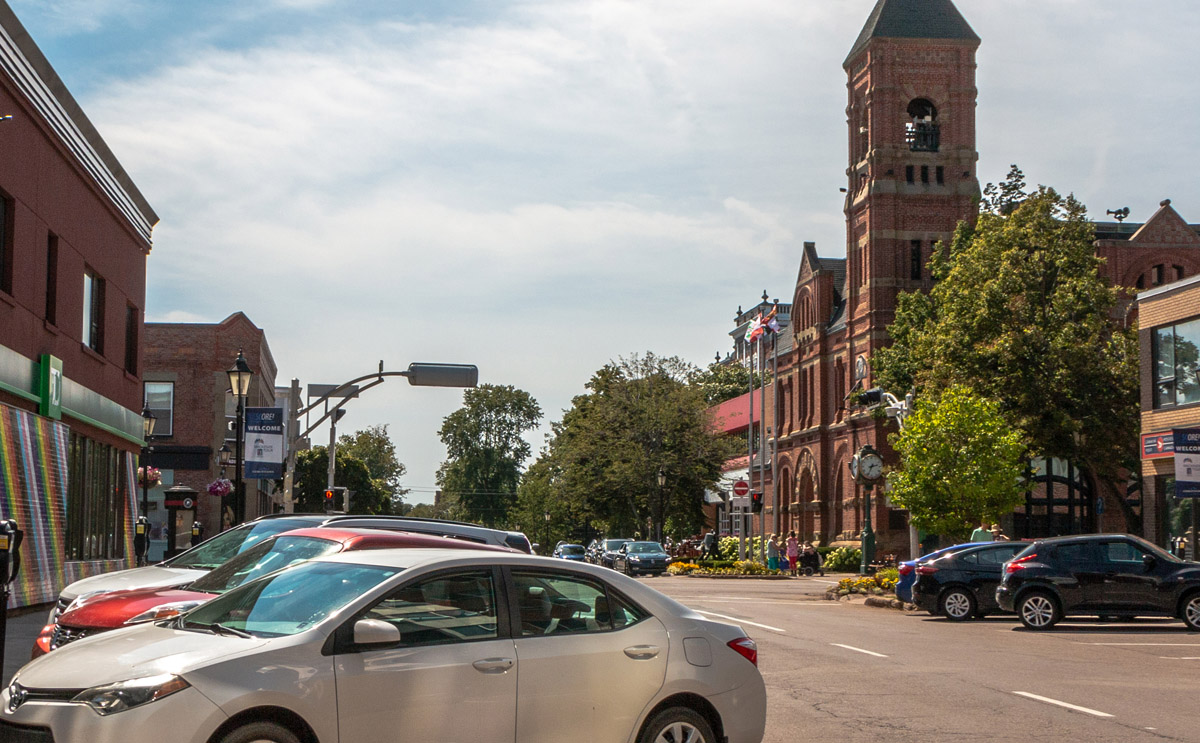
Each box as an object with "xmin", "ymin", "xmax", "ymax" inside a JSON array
[
  {"xmin": 353, "ymin": 618, "xmax": 401, "ymax": 646},
  {"xmin": 1143, "ymin": 554, "xmax": 1157, "ymax": 571}
]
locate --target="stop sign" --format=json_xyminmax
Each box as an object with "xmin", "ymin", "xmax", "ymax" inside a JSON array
[{"xmin": 732, "ymin": 480, "xmax": 749, "ymax": 497}]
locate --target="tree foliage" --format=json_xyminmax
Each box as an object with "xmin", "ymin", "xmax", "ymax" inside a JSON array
[
  {"xmin": 437, "ymin": 384, "xmax": 542, "ymax": 527},
  {"xmin": 543, "ymin": 353, "xmax": 737, "ymax": 540},
  {"xmin": 873, "ymin": 177, "xmax": 1140, "ymax": 528},
  {"xmin": 692, "ymin": 360, "xmax": 770, "ymax": 406},
  {"xmin": 338, "ymin": 424, "xmax": 408, "ymax": 511},
  {"xmin": 288, "ymin": 446, "xmax": 389, "ymax": 514},
  {"xmin": 886, "ymin": 386, "xmax": 1028, "ymax": 539}
]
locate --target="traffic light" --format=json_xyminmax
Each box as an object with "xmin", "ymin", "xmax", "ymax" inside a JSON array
[
  {"xmin": 750, "ymin": 490, "xmax": 763, "ymax": 513},
  {"xmin": 323, "ymin": 489, "xmax": 335, "ymax": 511}
]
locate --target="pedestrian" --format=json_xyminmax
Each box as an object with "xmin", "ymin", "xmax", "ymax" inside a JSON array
[
  {"xmin": 702, "ymin": 530, "xmax": 716, "ymax": 561},
  {"xmin": 785, "ymin": 531, "xmax": 800, "ymax": 576},
  {"xmin": 801, "ymin": 541, "xmax": 824, "ymax": 576},
  {"xmin": 766, "ymin": 534, "xmax": 780, "ymax": 572},
  {"xmin": 990, "ymin": 524, "xmax": 1009, "ymax": 541},
  {"xmin": 969, "ymin": 520, "xmax": 992, "ymax": 542}
]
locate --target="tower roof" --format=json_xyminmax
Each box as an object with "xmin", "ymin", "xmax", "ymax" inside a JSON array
[{"xmin": 845, "ymin": 0, "xmax": 979, "ymax": 66}]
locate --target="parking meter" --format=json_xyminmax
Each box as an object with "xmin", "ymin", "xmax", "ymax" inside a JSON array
[
  {"xmin": 191, "ymin": 521, "xmax": 204, "ymax": 547},
  {"xmin": 0, "ymin": 519, "xmax": 24, "ymax": 679},
  {"xmin": 134, "ymin": 516, "xmax": 150, "ymax": 566}
]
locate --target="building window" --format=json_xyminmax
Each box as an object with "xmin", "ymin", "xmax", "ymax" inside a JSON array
[
  {"xmin": 82, "ymin": 269, "xmax": 106, "ymax": 353},
  {"xmin": 1153, "ymin": 318, "xmax": 1200, "ymax": 408},
  {"xmin": 905, "ymin": 165, "xmax": 914, "ymax": 184},
  {"xmin": 66, "ymin": 432, "xmax": 128, "ymax": 561},
  {"xmin": 144, "ymin": 382, "xmax": 174, "ymax": 437},
  {"xmin": 910, "ymin": 240, "xmax": 923, "ymax": 280},
  {"xmin": 45, "ymin": 233, "xmax": 58, "ymax": 325},
  {"xmin": 936, "ymin": 166, "xmax": 944, "ymax": 185},
  {"xmin": 905, "ymin": 98, "xmax": 939, "ymax": 152},
  {"xmin": 1153, "ymin": 264, "xmax": 1164, "ymax": 286},
  {"xmin": 125, "ymin": 305, "xmax": 139, "ymax": 374},
  {"xmin": 921, "ymin": 165, "xmax": 930, "ymax": 184},
  {"xmin": 1176, "ymin": 265, "xmax": 1186, "ymax": 281},
  {"xmin": 0, "ymin": 192, "xmax": 11, "ymax": 295}
]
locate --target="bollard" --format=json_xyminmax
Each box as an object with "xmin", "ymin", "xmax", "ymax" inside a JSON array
[
  {"xmin": 0, "ymin": 519, "xmax": 24, "ymax": 683},
  {"xmin": 133, "ymin": 516, "xmax": 150, "ymax": 567}
]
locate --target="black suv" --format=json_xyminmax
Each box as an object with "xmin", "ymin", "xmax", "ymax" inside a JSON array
[
  {"xmin": 996, "ymin": 534, "xmax": 1200, "ymax": 631},
  {"xmin": 911, "ymin": 541, "xmax": 1030, "ymax": 621}
]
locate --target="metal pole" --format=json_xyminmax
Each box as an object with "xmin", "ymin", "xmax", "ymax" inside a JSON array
[
  {"xmin": 233, "ymin": 393, "xmax": 244, "ymax": 527},
  {"xmin": 282, "ymin": 378, "xmax": 301, "ymax": 513},
  {"xmin": 758, "ymin": 333, "xmax": 767, "ymax": 564},
  {"xmin": 742, "ymin": 337, "xmax": 753, "ymax": 562},
  {"xmin": 327, "ymin": 415, "xmax": 338, "ymax": 491},
  {"xmin": 772, "ymin": 325, "xmax": 780, "ymax": 540}
]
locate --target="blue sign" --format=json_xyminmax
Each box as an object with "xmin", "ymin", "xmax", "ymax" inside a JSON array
[
  {"xmin": 244, "ymin": 407, "xmax": 285, "ymax": 479},
  {"xmin": 1172, "ymin": 428, "xmax": 1200, "ymax": 499}
]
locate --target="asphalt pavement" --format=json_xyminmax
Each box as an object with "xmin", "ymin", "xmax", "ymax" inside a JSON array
[{"xmin": 3, "ymin": 605, "xmax": 49, "ymax": 686}]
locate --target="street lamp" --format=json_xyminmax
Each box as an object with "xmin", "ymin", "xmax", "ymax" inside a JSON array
[
  {"xmin": 218, "ymin": 444, "xmax": 232, "ymax": 476},
  {"xmin": 656, "ymin": 467, "xmax": 666, "ymax": 544},
  {"xmin": 543, "ymin": 510, "xmax": 551, "ymax": 555},
  {"xmin": 138, "ymin": 406, "xmax": 156, "ymax": 566},
  {"xmin": 226, "ymin": 350, "xmax": 254, "ymax": 529}
]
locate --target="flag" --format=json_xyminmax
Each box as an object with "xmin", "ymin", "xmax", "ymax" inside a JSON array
[{"xmin": 744, "ymin": 312, "xmax": 763, "ymax": 341}]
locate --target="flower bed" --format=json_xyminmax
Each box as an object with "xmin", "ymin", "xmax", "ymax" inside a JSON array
[{"xmin": 827, "ymin": 567, "xmax": 899, "ymax": 597}]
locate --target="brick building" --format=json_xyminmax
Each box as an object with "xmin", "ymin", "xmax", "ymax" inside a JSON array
[
  {"xmin": 721, "ymin": 0, "xmax": 1200, "ymax": 554},
  {"xmin": 143, "ymin": 313, "xmax": 278, "ymax": 558},
  {"xmin": 0, "ymin": 1, "xmax": 158, "ymax": 606}
]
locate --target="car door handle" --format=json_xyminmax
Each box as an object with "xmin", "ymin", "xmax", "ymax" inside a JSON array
[
  {"xmin": 624, "ymin": 645, "xmax": 660, "ymax": 660},
  {"xmin": 472, "ymin": 657, "xmax": 514, "ymax": 674}
]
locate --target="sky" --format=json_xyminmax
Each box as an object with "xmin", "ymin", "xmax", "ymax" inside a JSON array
[{"xmin": 9, "ymin": 0, "xmax": 1200, "ymax": 503}]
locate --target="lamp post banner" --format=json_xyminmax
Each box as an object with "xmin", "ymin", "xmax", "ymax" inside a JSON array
[
  {"xmin": 245, "ymin": 407, "xmax": 285, "ymax": 478},
  {"xmin": 1173, "ymin": 428, "xmax": 1200, "ymax": 498}
]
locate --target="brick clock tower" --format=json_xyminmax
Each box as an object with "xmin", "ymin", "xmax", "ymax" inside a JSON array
[{"xmin": 844, "ymin": 0, "xmax": 980, "ymax": 358}]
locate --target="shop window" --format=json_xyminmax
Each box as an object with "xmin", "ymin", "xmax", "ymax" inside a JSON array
[{"xmin": 66, "ymin": 433, "xmax": 128, "ymax": 561}]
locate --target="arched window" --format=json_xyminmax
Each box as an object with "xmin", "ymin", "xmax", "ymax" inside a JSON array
[{"xmin": 905, "ymin": 98, "xmax": 939, "ymax": 152}]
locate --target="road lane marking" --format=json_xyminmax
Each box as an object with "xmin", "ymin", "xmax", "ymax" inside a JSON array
[
  {"xmin": 672, "ymin": 597, "xmax": 840, "ymax": 605},
  {"xmin": 830, "ymin": 643, "xmax": 887, "ymax": 658},
  {"xmin": 1086, "ymin": 643, "xmax": 1200, "ymax": 646},
  {"xmin": 1012, "ymin": 692, "xmax": 1113, "ymax": 718},
  {"xmin": 1160, "ymin": 656, "xmax": 1200, "ymax": 660},
  {"xmin": 693, "ymin": 610, "xmax": 785, "ymax": 633}
]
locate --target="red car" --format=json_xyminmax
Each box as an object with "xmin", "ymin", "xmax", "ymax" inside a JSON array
[{"xmin": 34, "ymin": 527, "xmax": 510, "ymax": 657}]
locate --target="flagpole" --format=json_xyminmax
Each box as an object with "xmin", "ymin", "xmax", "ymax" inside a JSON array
[
  {"xmin": 771, "ymin": 300, "xmax": 780, "ymax": 542},
  {"xmin": 758, "ymin": 329, "xmax": 767, "ymax": 565},
  {"xmin": 743, "ymin": 332, "xmax": 753, "ymax": 562}
]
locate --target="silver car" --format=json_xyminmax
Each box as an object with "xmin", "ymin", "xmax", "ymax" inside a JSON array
[{"xmin": 3, "ymin": 549, "xmax": 765, "ymax": 743}]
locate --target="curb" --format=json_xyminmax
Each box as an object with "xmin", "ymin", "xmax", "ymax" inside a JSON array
[{"xmin": 683, "ymin": 574, "xmax": 793, "ymax": 580}]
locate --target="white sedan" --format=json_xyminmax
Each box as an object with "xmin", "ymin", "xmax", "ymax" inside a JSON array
[{"xmin": 2, "ymin": 549, "xmax": 765, "ymax": 743}]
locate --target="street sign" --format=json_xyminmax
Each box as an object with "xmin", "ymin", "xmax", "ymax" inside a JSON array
[
  {"xmin": 732, "ymin": 480, "xmax": 750, "ymax": 497},
  {"xmin": 1174, "ymin": 428, "xmax": 1200, "ymax": 498},
  {"xmin": 731, "ymin": 496, "xmax": 750, "ymax": 510}
]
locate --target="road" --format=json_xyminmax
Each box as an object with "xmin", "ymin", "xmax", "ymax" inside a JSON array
[{"xmin": 646, "ymin": 574, "xmax": 1200, "ymax": 743}]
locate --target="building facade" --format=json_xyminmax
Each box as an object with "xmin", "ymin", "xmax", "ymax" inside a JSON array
[
  {"xmin": 143, "ymin": 313, "xmax": 278, "ymax": 558},
  {"xmin": 0, "ymin": 1, "xmax": 158, "ymax": 606}
]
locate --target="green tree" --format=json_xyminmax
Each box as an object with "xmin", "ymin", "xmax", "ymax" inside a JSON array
[
  {"xmin": 437, "ymin": 384, "xmax": 542, "ymax": 527},
  {"xmin": 288, "ymin": 447, "xmax": 388, "ymax": 514},
  {"xmin": 692, "ymin": 360, "xmax": 770, "ymax": 406},
  {"xmin": 886, "ymin": 385, "xmax": 1028, "ymax": 539},
  {"xmin": 873, "ymin": 182, "xmax": 1140, "ymax": 529},
  {"xmin": 338, "ymin": 424, "xmax": 409, "ymax": 512},
  {"xmin": 548, "ymin": 353, "xmax": 736, "ymax": 541}
]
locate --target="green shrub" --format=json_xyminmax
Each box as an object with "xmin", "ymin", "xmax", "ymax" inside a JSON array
[{"xmin": 823, "ymin": 546, "xmax": 862, "ymax": 572}]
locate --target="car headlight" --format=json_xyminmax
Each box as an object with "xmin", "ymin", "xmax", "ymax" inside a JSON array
[
  {"xmin": 124, "ymin": 600, "xmax": 206, "ymax": 625},
  {"xmin": 73, "ymin": 674, "xmax": 190, "ymax": 715},
  {"xmin": 629, "ymin": 556, "xmax": 642, "ymax": 561}
]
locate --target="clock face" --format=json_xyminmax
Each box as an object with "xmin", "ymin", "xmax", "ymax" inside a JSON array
[{"xmin": 860, "ymin": 453, "xmax": 884, "ymax": 480}]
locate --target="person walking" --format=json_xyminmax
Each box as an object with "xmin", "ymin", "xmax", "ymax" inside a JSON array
[
  {"xmin": 766, "ymin": 534, "xmax": 780, "ymax": 572},
  {"xmin": 969, "ymin": 520, "xmax": 992, "ymax": 542},
  {"xmin": 785, "ymin": 531, "xmax": 800, "ymax": 576}
]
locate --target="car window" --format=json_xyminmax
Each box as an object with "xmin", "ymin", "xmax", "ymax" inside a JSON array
[
  {"xmin": 512, "ymin": 571, "xmax": 644, "ymax": 637},
  {"xmin": 1051, "ymin": 543, "xmax": 1093, "ymax": 565},
  {"xmin": 362, "ymin": 571, "xmax": 498, "ymax": 646},
  {"xmin": 1100, "ymin": 540, "xmax": 1151, "ymax": 566},
  {"xmin": 167, "ymin": 518, "xmax": 321, "ymax": 569},
  {"xmin": 190, "ymin": 536, "xmax": 341, "ymax": 594},
  {"xmin": 976, "ymin": 545, "xmax": 1024, "ymax": 566},
  {"xmin": 956, "ymin": 552, "xmax": 979, "ymax": 566},
  {"xmin": 629, "ymin": 542, "xmax": 663, "ymax": 554}
]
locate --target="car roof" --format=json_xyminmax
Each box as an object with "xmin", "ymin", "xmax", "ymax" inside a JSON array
[{"xmin": 274, "ymin": 527, "xmax": 515, "ymax": 552}]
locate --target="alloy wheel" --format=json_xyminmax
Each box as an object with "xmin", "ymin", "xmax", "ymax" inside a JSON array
[
  {"xmin": 941, "ymin": 590, "xmax": 974, "ymax": 621},
  {"xmin": 653, "ymin": 721, "xmax": 707, "ymax": 743},
  {"xmin": 1020, "ymin": 594, "xmax": 1056, "ymax": 629},
  {"xmin": 1185, "ymin": 595, "xmax": 1200, "ymax": 631}
]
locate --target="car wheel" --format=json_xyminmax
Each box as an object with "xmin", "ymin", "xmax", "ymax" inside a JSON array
[
  {"xmin": 218, "ymin": 722, "xmax": 300, "ymax": 743},
  {"xmin": 938, "ymin": 588, "xmax": 976, "ymax": 622},
  {"xmin": 1182, "ymin": 592, "xmax": 1200, "ymax": 632},
  {"xmin": 638, "ymin": 706, "xmax": 716, "ymax": 743},
  {"xmin": 1018, "ymin": 591, "xmax": 1060, "ymax": 630}
]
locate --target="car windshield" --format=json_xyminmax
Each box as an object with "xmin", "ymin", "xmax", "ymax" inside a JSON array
[
  {"xmin": 628, "ymin": 542, "xmax": 664, "ymax": 554},
  {"xmin": 560, "ymin": 545, "xmax": 585, "ymax": 555},
  {"xmin": 188, "ymin": 536, "xmax": 342, "ymax": 594},
  {"xmin": 182, "ymin": 560, "xmax": 400, "ymax": 637},
  {"xmin": 166, "ymin": 518, "xmax": 323, "ymax": 570},
  {"xmin": 604, "ymin": 539, "xmax": 631, "ymax": 550},
  {"xmin": 1128, "ymin": 534, "xmax": 1184, "ymax": 563}
]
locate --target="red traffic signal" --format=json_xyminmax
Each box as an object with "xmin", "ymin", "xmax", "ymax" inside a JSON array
[
  {"xmin": 323, "ymin": 489, "xmax": 334, "ymax": 502},
  {"xmin": 750, "ymin": 490, "xmax": 763, "ymax": 513}
]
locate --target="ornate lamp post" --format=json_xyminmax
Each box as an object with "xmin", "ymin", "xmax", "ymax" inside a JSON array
[
  {"xmin": 543, "ymin": 510, "xmax": 551, "ymax": 555},
  {"xmin": 656, "ymin": 467, "xmax": 666, "ymax": 544},
  {"xmin": 849, "ymin": 444, "xmax": 884, "ymax": 574},
  {"xmin": 226, "ymin": 350, "xmax": 254, "ymax": 528},
  {"xmin": 140, "ymin": 406, "xmax": 157, "ymax": 518}
]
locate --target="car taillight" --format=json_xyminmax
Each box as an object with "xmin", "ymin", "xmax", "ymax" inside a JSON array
[
  {"xmin": 897, "ymin": 563, "xmax": 914, "ymax": 576},
  {"xmin": 915, "ymin": 565, "xmax": 938, "ymax": 575},
  {"xmin": 727, "ymin": 637, "xmax": 757, "ymax": 666},
  {"xmin": 1005, "ymin": 553, "xmax": 1037, "ymax": 574}
]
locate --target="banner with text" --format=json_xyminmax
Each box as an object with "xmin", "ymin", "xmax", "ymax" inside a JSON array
[
  {"xmin": 1172, "ymin": 428, "xmax": 1200, "ymax": 498},
  {"xmin": 244, "ymin": 407, "xmax": 285, "ymax": 479}
]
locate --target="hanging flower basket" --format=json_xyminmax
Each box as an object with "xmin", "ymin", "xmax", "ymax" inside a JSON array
[
  {"xmin": 137, "ymin": 466, "xmax": 161, "ymax": 488},
  {"xmin": 206, "ymin": 478, "xmax": 234, "ymax": 498}
]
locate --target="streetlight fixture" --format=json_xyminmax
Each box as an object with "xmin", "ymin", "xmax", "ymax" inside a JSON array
[
  {"xmin": 656, "ymin": 467, "xmax": 666, "ymax": 544},
  {"xmin": 543, "ymin": 511, "xmax": 551, "ymax": 555},
  {"xmin": 138, "ymin": 406, "xmax": 156, "ymax": 566},
  {"xmin": 226, "ymin": 350, "xmax": 254, "ymax": 529}
]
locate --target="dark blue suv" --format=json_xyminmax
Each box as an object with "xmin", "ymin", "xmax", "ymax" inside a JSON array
[
  {"xmin": 910, "ymin": 541, "xmax": 1029, "ymax": 620},
  {"xmin": 996, "ymin": 534, "xmax": 1200, "ymax": 631}
]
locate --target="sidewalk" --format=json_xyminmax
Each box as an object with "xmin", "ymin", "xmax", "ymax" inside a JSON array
[{"xmin": 3, "ymin": 606, "xmax": 50, "ymax": 686}]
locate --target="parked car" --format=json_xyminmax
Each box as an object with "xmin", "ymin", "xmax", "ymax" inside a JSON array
[
  {"xmin": 552, "ymin": 543, "xmax": 587, "ymax": 561},
  {"xmin": 4, "ymin": 549, "xmax": 767, "ymax": 743},
  {"xmin": 996, "ymin": 533, "xmax": 1200, "ymax": 631},
  {"xmin": 597, "ymin": 538, "xmax": 633, "ymax": 568},
  {"xmin": 895, "ymin": 542, "xmax": 975, "ymax": 603},
  {"xmin": 910, "ymin": 541, "xmax": 1030, "ymax": 620},
  {"xmin": 585, "ymin": 539, "xmax": 604, "ymax": 564},
  {"xmin": 34, "ymin": 528, "xmax": 512, "ymax": 657},
  {"xmin": 612, "ymin": 541, "xmax": 671, "ymax": 576},
  {"xmin": 48, "ymin": 513, "xmax": 531, "ymax": 627}
]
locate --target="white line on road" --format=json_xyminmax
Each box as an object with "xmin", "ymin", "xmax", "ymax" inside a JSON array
[
  {"xmin": 1086, "ymin": 643, "xmax": 1200, "ymax": 646},
  {"xmin": 693, "ymin": 610, "xmax": 786, "ymax": 633},
  {"xmin": 672, "ymin": 597, "xmax": 840, "ymax": 605},
  {"xmin": 1012, "ymin": 692, "xmax": 1113, "ymax": 718},
  {"xmin": 1160, "ymin": 656, "xmax": 1200, "ymax": 660},
  {"xmin": 829, "ymin": 643, "xmax": 888, "ymax": 658}
]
